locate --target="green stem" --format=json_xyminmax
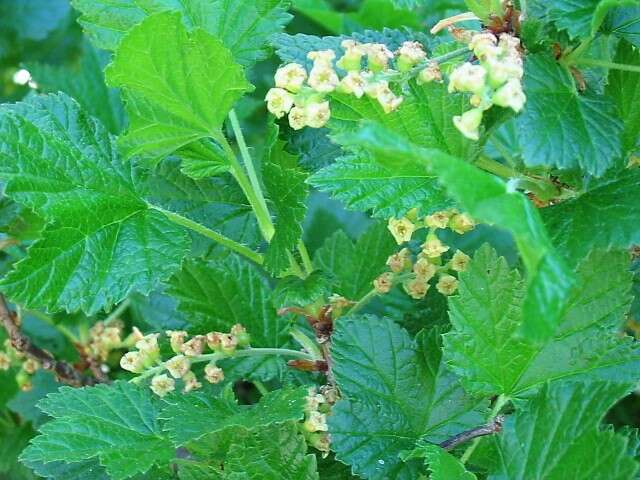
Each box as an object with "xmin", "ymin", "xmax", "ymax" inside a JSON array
[
  {"xmin": 461, "ymin": 394, "xmax": 509, "ymax": 464},
  {"xmin": 563, "ymin": 37, "xmax": 594, "ymax": 66},
  {"xmin": 290, "ymin": 327, "xmax": 323, "ymax": 359},
  {"xmin": 388, "ymin": 47, "xmax": 471, "ymax": 82},
  {"xmin": 575, "ymin": 58, "xmax": 640, "ymax": 73},
  {"xmin": 227, "ymin": 110, "xmax": 275, "ymax": 241},
  {"xmin": 253, "ymin": 380, "xmax": 269, "ymax": 395},
  {"xmin": 104, "ymin": 299, "xmax": 131, "ymax": 326},
  {"xmin": 349, "ymin": 289, "xmax": 379, "ymax": 315},
  {"xmin": 131, "ymin": 347, "xmax": 315, "ymax": 384},
  {"xmin": 149, "ymin": 204, "xmax": 264, "ymax": 265},
  {"xmin": 297, "ymin": 240, "xmax": 314, "ymax": 275}
]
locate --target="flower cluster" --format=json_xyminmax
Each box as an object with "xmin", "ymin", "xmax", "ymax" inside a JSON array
[
  {"xmin": 0, "ymin": 339, "xmax": 40, "ymax": 391},
  {"xmin": 374, "ymin": 209, "xmax": 475, "ymax": 299},
  {"xmin": 302, "ymin": 386, "xmax": 337, "ymax": 457},
  {"xmin": 448, "ymin": 32, "xmax": 526, "ymax": 140},
  {"xmin": 87, "ymin": 321, "xmax": 124, "ymax": 362},
  {"xmin": 120, "ymin": 324, "xmax": 250, "ymax": 397},
  {"xmin": 265, "ymin": 40, "xmax": 431, "ymax": 130}
]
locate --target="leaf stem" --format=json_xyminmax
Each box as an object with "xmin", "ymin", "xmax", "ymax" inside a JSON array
[
  {"xmin": 148, "ymin": 204, "xmax": 264, "ymax": 265},
  {"xmin": 104, "ymin": 299, "xmax": 131, "ymax": 326},
  {"xmin": 297, "ymin": 240, "xmax": 314, "ymax": 275},
  {"xmin": 461, "ymin": 394, "xmax": 509, "ymax": 464},
  {"xmin": 228, "ymin": 109, "xmax": 275, "ymax": 240},
  {"xmin": 131, "ymin": 347, "xmax": 316, "ymax": 384},
  {"xmin": 24, "ymin": 308, "xmax": 79, "ymax": 344},
  {"xmin": 348, "ymin": 289, "xmax": 379, "ymax": 315},
  {"xmin": 575, "ymin": 58, "xmax": 640, "ymax": 73}
]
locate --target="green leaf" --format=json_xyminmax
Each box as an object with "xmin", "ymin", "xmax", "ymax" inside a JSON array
[
  {"xmin": 223, "ymin": 422, "xmax": 319, "ymax": 479},
  {"xmin": 329, "ymin": 316, "xmax": 486, "ymax": 479},
  {"xmin": 71, "ymin": 0, "xmax": 291, "ymax": 66},
  {"xmin": 543, "ymin": 169, "xmax": 640, "ymax": 263},
  {"xmin": 335, "ymin": 122, "xmax": 574, "ymax": 340},
  {"xmin": 602, "ymin": 6, "xmax": 640, "ymax": 48},
  {"xmin": 20, "ymin": 381, "xmax": 175, "ymax": 480},
  {"xmin": 0, "ymin": 93, "xmax": 190, "ymax": 314},
  {"xmin": 517, "ymin": 54, "xmax": 624, "ymax": 177},
  {"xmin": 423, "ymin": 445, "xmax": 477, "ymax": 480},
  {"xmin": 308, "ymin": 153, "xmax": 451, "ymax": 218},
  {"xmin": 105, "ymin": 11, "xmax": 252, "ymax": 164},
  {"xmin": 464, "ymin": 0, "xmax": 503, "ymax": 21},
  {"xmin": 0, "ymin": 421, "xmax": 34, "ymax": 475},
  {"xmin": 28, "ymin": 40, "xmax": 125, "ymax": 134},
  {"xmin": 548, "ymin": 0, "xmax": 640, "ymax": 38},
  {"xmin": 177, "ymin": 139, "xmax": 230, "ymax": 179},
  {"xmin": 25, "ymin": 459, "xmax": 109, "ymax": 480},
  {"xmin": 167, "ymin": 256, "xmax": 293, "ymax": 380},
  {"xmin": 489, "ymin": 381, "xmax": 639, "ymax": 479},
  {"xmin": 444, "ymin": 246, "xmax": 640, "ymax": 396},
  {"xmin": 263, "ymin": 136, "xmax": 309, "ymax": 275},
  {"xmin": 313, "ymin": 222, "xmax": 396, "ymax": 300},
  {"xmin": 606, "ymin": 40, "xmax": 640, "ymax": 156},
  {"xmin": 161, "ymin": 387, "xmax": 308, "ymax": 445}
]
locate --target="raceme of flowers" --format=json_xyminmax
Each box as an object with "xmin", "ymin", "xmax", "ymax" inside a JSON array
[
  {"xmin": 264, "ymin": 31, "xmax": 525, "ymax": 141},
  {"xmin": 302, "ymin": 385, "xmax": 338, "ymax": 457},
  {"xmin": 265, "ymin": 40, "xmax": 426, "ymax": 130},
  {"xmin": 449, "ymin": 31, "xmax": 526, "ymax": 140},
  {"xmin": 375, "ymin": 209, "xmax": 475, "ymax": 300},
  {"xmin": 120, "ymin": 324, "xmax": 250, "ymax": 397}
]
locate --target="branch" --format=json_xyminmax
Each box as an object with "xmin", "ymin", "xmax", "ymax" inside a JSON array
[
  {"xmin": 0, "ymin": 295, "xmax": 98, "ymax": 387},
  {"xmin": 439, "ymin": 415, "xmax": 505, "ymax": 451}
]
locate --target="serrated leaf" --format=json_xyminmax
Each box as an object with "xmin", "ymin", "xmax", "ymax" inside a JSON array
[
  {"xmin": 224, "ymin": 422, "xmax": 318, "ymax": 479},
  {"xmin": 335, "ymin": 122, "xmax": 573, "ymax": 340},
  {"xmin": 161, "ymin": 387, "xmax": 308, "ymax": 445},
  {"xmin": 25, "ymin": 459, "xmax": 109, "ymax": 480},
  {"xmin": 273, "ymin": 270, "xmax": 332, "ymax": 308},
  {"xmin": 0, "ymin": 93, "xmax": 190, "ymax": 314},
  {"xmin": 517, "ymin": 53, "xmax": 623, "ymax": 177},
  {"xmin": 329, "ymin": 316, "xmax": 486, "ymax": 479},
  {"xmin": 423, "ymin": 445, "xmax": 477, "ymax": 480},
  {"xmin": 167, "ymin": 256, "xmax": 293, "ymax": 380},
  {"xmin": 28, "ymin": 40, "xmax": 125, "ymax": 134},
  {"xmin": 606, "ymin": 40, "xmax": 640, "ymax": 155},
  {"xmin": 444, "ymin": 246, "xmax": 640, "ymax": 396},
  {"xmin": 542, "ymin": 169, "xmax": 640, "ymax": 263},
  {"xmin": 263, "ymin": 137, "xmax": 309, "ymax": 275},
  {"xmin": 0, "ymin": 421, "xmax": 34, "ymax": 474},
  {"xmin": 105, "ymin": 12, "xmax": 252, "ymax": 165},
  {"xmin": 548, "ymin": 0, "xmax": 640, "ymax": 38},
  {"xmin": 489, "ymin": 381, "xmax": 638, "ymax": 479},
  {"xmin": 20, "ymin": 381, "xmax": 175, "ymax": 480},
  {"xmin": 602, "ymin": 6, "xmax": 640, "ymax": 47},
  {"xmin": 71, "ymin": 0, "xmax": 291, "ymax": 66},
  {"xmin": 313, "ymin": 222, "xmax": 396, "ymax": 300},
  {"xmin": 177, "ymin": 139, "xmax": 230, "ymax": 179},
  {"xmin": 464, "ymin": 0, "xmax": 503, "ymax": 21},
  {"xmin": 285, "ymin": 127, "xmax": 342, "ymax": 173}
]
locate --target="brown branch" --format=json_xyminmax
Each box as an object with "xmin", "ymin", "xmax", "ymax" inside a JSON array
[
  {"xmin": 439, "ymin": 415, "xmax": 505, "ymax": 451},
  {"xmin": 0, "ymin": 295, "xmax": 99, "ymax": 387}
]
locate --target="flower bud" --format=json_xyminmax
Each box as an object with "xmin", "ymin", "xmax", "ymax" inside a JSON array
[
  {"xmin": 453, "ymin": 108, "xmax": 483, "ymax": 141},
  {"xmin": 220, "ymin": 334, "xmax": 238, "ymax": 355},
  {"xmin": 421, "ymin": 234, "xmax": 449, "ymax": 258},
  {"xmin": 470, "ymin": 32, "xmax": 498, "ymax": 61},
  {"xmin": 396, "ymin": 41, "xmax": 426, "ymax": 72},
  {"xmin": 448, "ymin": 62, "xmax": 487, "ymax": 95},
  {"xmin": 436, "ymin": 274, "xmax": 459, "ymax": 295},
  {"xmin": 413, "ymin": 257, "xmax": 437, "ymax": 280},
  {"xmin": 308, "ymin": 50, "xmax": 336, "ymax": 65},
  {"xmin": 449, "ymin": 213, "xmax": 476, "ymax": 234},
  {"xmin": 205, "ymin": 362, "xmax": 225, "ymax": 384},
  {"xmin": 492, "ymin": 79, "xmax": 526, "ymax": 112},
  {"xmin": 166, "ymin": 330, "xmax": 188, "ymax": 354},
  {"xmin": 425, "ymin": 211, "xmax": 450, "ymax": 229},
  {"xmin": 182, "ymin": 371, "xmax": 202, "ymax": 393},
  {"xmin": 230, "ymin": 324, "xmax": 251, "ymax": 347},
  {"xmin": 206, "ymin": 332, "xmax": 223, "ymax": 351},
  {"xmin": 120, "ymin": 351, "xmax": 145, "ymax": 373},
  {"xmin": 450, "ymin": 250, "xmax": 471, "ymax": 272},
  {"xmin": 22, "ymin": 358, "xmax": 39, "ymax": 375},
  {"xmin": 274, "ymin": 63, "xmax": 307, "ymax": 93},
  {"xmin": 181, "ymin": 335, "xmax": 206, "ymax": 357},
  {"xmin": 365, "ymin": 43, "xmax": 394, "ymax": 72},
  {"xmin": 417, "ymin": 62, "xmax": 442, "ymax": 84},
  {"xmin": 265, "ymin": 87, "xmax": 294, "ymax": 118},
  {"xmin": 305, "ymin": 101, "xmax": 331, "ymax": 128},
  {"xmin": 304, "ymin": 411, "xmax": 328, "ymax": 432},
  {"xmin": 386, "ymin": 248, "xmax": 412, "ymax": 273},
  {"xmin": 373, "ymin": 272, "xmax": 394, "ymax": 294},
  {"xmin": 150, "ymin": 374, "xmax": 175, "ymax": 397},
  {"xmin": 307, "ymin": 432, "xmax": 331, "ymax": 456},
  {"xmin": 305, "ymin": 387, "xmax": 326, "ymax": 411},
  {"xmin": 0, "ymin": 352, "xmax": 11, "ymax": 371},
  {"xmin": 136, "ymin": 334, "xmax": 160, "ymax": 356},
  {"xmin": 16, "ymin": 370, "xmax": 32, "ymax": 391},
  {"xmin": 165, "ymin": 354, "xmax": 191, "ymax": 379},
  {"xmin": 337, "ymin": 40, "xmax": 365, "ymax": 71},
  {"xmin": 308, "ymin": 63, "xmax": 339, "ymax": 93},
  {"xmin": 338, "ymin": 71, "xmax": 366, "ymax": 98},
  {"xmin": 404, "ymin": 277, "xmax": 430, "ymax": 299},
  {"xmin": 376, "ymin": 86, "xmax": 403, "ymax": 114},
  {"xmin": 288, "ymin": 106, "xmax": 307, "ymax": 130},
  {"xmin": 387, "ymin": 217, "xmax": 415, "ymax": 244}
]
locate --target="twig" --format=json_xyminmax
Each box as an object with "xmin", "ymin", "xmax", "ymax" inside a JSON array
[
  {"xmin": 439, "ymin": 415, "xmax": 505, "ymax": 451},
  {"xmin": 0, "ymin": 295, "xmax": 98, "ymax": 387}
]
